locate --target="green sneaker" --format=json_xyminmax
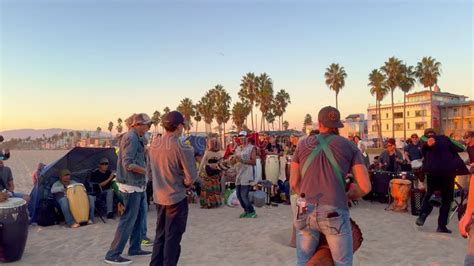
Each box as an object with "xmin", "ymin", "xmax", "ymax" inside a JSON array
[
  {"xmin": 141, "ymin": 238, "xmax": 153, "ymax": 247},
  {"xmin": 245, "ymin": 212, "xmax": 257, "ymax": 218},
  {"xmin": 239, "ymin": 212, "xmax": 247, "ymax": 218}
]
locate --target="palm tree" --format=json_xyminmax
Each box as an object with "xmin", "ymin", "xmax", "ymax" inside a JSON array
[
  {"xmin": 108, "ymin": 122, "xmax": 114, "ymax": 138},
  {"xmin": 324, "ymin": 63, "xmax": 347, "ymax": 109},
  {"xmin": 381, "ymin": 57, "xmax": 402, "ymax": 138},
  {"xmin": 160, "ymin": 107, "xmax": 170, "ymax": 132},
  {"xmin": 177, "ymin": 98, "xmax": 195, "ymax": 134},
  {"xmin": 151, "ymin": 110, "xmax": 161, "ymax": 134},
  {"xmin": 369, "ymin": 69, "xmax": 389, "ymax": 147},
  {"xmin": 210, "ymin": 85, "xmax": 231, "ymax": 148},
  {"xmin": 274, "ymin": 89, "xmax": 291, "ymax": 130},
  {"xmin": 415, "ymin": 56, "xmax": 442, "ymax": 91},
  {"xmin": 265, "ymin": 111, "xmax": 276, "ymax": 131},
  {"xmin": 232, "ymin": 102, "xmax": 250, "ymax": 132},
  {"xmin": 116, "ymin": 118, "xmax": 123, "ymax": 134},
  {"xmin": 194, "ymin": 108, "xmax": 202, "ymax": 135},
  {"xmin": 196, "ymin": 91, "xmax": 215, "ymax": 133},
  {"xmin": 238, "ymin": 72, "xmax": 258, "ymax": 131},
  {"xmin": 399, "ymin": 64, "xmax": 416, "ymax": 140},
  {"xmin": 255, "ymin": 73, "xmax": 273, "ymax": 132},
  {"xmin": 303, "ymin": 114, "xmax": 313, "ymax": 134},
  {"xmin": 282, "ymin": 120, "xmax": 289, "ymax": 130},
  {"xmin": 415, "ymin": 56, "xmax": 442, "ymax": 129},
  {"xmin": 96, "ymin": 127, "xmax": 102, "ymax": 138}
]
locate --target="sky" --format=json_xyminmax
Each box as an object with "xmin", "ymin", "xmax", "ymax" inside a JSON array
[{"xmin": 0, "ymin": 0, "xmax": 473, "ymax": 132}]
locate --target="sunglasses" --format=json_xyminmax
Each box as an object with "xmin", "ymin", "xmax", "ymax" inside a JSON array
[
  {"xmin": 387, "ymin": 144, "xmax": 394, "ymax": 147},
  {"xmin": 411, "ymin": 136, "xmax": 418, "ymax": 139},
  {"xmin": 100, "ymin": 163, "xmax": 109, "ymax": 165}
]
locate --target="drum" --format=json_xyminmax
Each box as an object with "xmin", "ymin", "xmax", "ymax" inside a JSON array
[
  {"xmin": 411, "ymin": 159, "xmax": 423, "ymax": 173},
  {"xmin": 278, "ymin": 156, "xmax": 287, "ymax": 182},
  {"xmin": 255, "ymin": 158, "xmax": 262, "ymax": 183},
  {"xmin": 265, "ymin": 155, "xmax": 280, "ymax": 185},
  {"xmin": 0, "ymin": 198, "xmax": 29, "ymax": 262},
  {"xmin": 66, "ymin": 183, "xmax": 90, "ymax": 224},
  {"xmin": 389, "ymin": 179, "xmax": 412, "ymax": 212},
  {"xmin": 285, "ymin": 155, "xmax": 292, "ymax": 181},
  {"xmin": 410, "ymin": 188, "xmax": 425, "ymax": 216},
  {"xmin": 371, "ymin": 171, "xmax": 394, "ymax": 203}
]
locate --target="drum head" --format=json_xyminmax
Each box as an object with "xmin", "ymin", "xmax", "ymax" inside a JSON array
[
  {"xmin": 390, "ymin": 178, "xmax": 412, "ymax": 185},
  {"xmin": 411, "ymin": 160, "xmax": 422, "ymax": 169},
  {"xmin": 0, "ymin": 197, "xmax": 26, "ymax": 209}
]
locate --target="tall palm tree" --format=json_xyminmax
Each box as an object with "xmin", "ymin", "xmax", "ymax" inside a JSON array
[
  {"xmin": 369, "ymin": 69, "xmax": 389, "ymax": 147},
  {"xmin": 160, "ymin": 107, "xmax": 170, "ymax": 132},
  {"xmin": 194, "ymin": 108, "xmax": 202, "ymax": 135},
  {"xmin": 177, "ymin": 98, "xmax": 195, "ymax": 134},
  {"xmin": 232, "ymin": 102, "xmax": 251, "ymax": 132},
  {"xmin": 108, "ymin": 122, "xmax": 114, "ymax": 138},
  {"xmin": 415, "ymin": 56, "xmax": 442, "ymax": 91},
  {"xmin": 274, "ymin": 89, "xmax": 291, "ymax": 130},
  {"xmin": 324, "ymin": 63, "xmax": 347, "ymax": 109},
  {"xmin": 381, "ymin": 57, "xmax": 402, "ymax": 138},
  {"xmin": 238, "ymin": 72, "xmax": 258, "ymax": 131},
  {"xmin": 116, "ymin": 118, "xmax": 123, "ymax": 134},
  {"xmin": 399, "ymin": 64, "xmax": 416, "ymax": 140},
  {"xmin": 151, "ymin": 110, "xmax": 161, "ymax": 134},
  {"xmin": 255, "ymin": 73, "xmax": 273, "ymax": 132},
  {"xmin": 197, "ymin": 91, "xmax": 215, "ymax": 133},
  {"xmin": 282, "ymin": 120, "xmax": 289, "ymax": 130},
  {"xmin": 415, "ymin": 56, "xmax": 442, "ymax": 129},
  {"xmin": 303, "ymin": 114, "xmax": 313, "ymax": 134},
  {"xmin": 210, "ymin": 85, "xmax": 231, "ymax": 146}
]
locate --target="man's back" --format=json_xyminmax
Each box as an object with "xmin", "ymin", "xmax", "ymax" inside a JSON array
[{"xmin": 293, "ymin": 133, "xmax": 364, "ymax": 210}]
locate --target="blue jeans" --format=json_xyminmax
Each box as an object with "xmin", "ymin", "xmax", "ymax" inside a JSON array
[
  {"xmin": 106, "ymin": 191, "xmax": 146, "ymax": 259},
  {"xmin": 141, "ymin": 193, "xmax": 148, "ymax": 240},
  {"xmin": 295, "ymin": 205, "xmax": 352, "ymax": 266},
  {"xmin": 57, "ymin": 196, "xmax": 95, "ymax": 227},
  {"xmin": 236, "ymin": 185, "xmax": 254, "ymax": 213}
]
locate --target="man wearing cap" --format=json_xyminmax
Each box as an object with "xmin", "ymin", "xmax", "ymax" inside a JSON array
[
  {"xmin": 290, "ymin": 106, "xmax": 371, "ymax": 266},
  {"xmin": 234, "ymin": 130, "xmax": 257, "ymax": 218},
  {"xmin": 378, "ymin": 138, "xmax": 404, "ymax": 173},
  {"xmin": 416, "ymin": 128, "xmax": 469, "ymax": 233},
  {"xmin": 51, "ymin": 169, "xmax": 95, "ymax": 228},
  {"xmin": 90, "ymin": 158, "xmax": 115, "ymax": 219},
  {"xmin": 105, "ymin": 113, "xmax": 152, "ymax": 265},
  {"xmin": 147, "ymin": 110, "xmax": 198, "ymax": 266}
]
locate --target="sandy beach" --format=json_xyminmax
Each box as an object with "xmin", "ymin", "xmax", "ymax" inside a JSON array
[{"xmin": 3, "ymin": 150, "xmax": 470, "ymax": 265}]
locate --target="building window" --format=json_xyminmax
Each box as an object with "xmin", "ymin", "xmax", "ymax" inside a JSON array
[
  {"xmin": 372, "ymin": 114, "xmax": 377, "ymax": 120},
  {"xmin": 407, "ymin": 111, "xmax": 410, "ymax": 117},
  {"xmin": 468, "ymin": 107, "xmax": 472, "ymax": 116},
  {"xmin": 415, "ymin": 122, "xmax": 427, "ymax": 130},
  {"xmin": 386, "ymin": 113, "xmax": 389, "ymax": 118},
  {"xmin": 454, "ymin": 121, "xmax": 458, "ymax": 129},
  {"xmin": 407, "ymin": 122, "xmax": 410, "ymax": 129},
  {"xmin": 394, "ymin": 112, "xmax": 403, "ymax": 119},
  {"xmin": 468, "ymin": 121, "xmax": 472, "ymax": 129},
  {"xmin": 415, "ymin": 110, "xmax": 427, "ymax": 117},
  {"xmin": 394, "ymin": 123, "xmax": 404, "ymax": 131},
  {"xmin": 372, "ymin": 125, "xmax": 378, "ymax": 132},
  {"xmin": 386, "ymin": 124, "xmax": 389, "ymax": 130}
]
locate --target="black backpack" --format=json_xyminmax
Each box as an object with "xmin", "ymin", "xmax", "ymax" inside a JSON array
[{"xmin": 36, "ymin": 199, "xmax": 60, "ymax": 226}]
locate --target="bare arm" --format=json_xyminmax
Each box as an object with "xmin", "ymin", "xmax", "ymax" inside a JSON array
[
  {"xmin": 347, "ymin": 164, "xmax": 371, "ymax": 200},
  {"xmin": 459, "ymin": 174, "xmax": 474, "ymax": 237},
  {"xmin": 238, "ymin": 147, "xmax": 256, "ymax": 166},
  {"xmin": 290, "ymin": 162, "xmax": 301, "ymax": 196}
]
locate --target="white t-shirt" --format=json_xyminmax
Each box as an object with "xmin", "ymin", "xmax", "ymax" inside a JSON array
[{"xmin": 118, "ymin": 182, "xmax": 145, "ymax": 193}]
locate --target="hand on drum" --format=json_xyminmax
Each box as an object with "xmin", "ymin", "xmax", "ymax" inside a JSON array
[{"xmin": 459, "ymin": 213, "xmax": 472, "ymax": 238}]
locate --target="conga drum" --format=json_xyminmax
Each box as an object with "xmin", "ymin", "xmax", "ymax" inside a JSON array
[
  {"xmin": 255, "ymin": 158, "xmax": 263, "ymax": 183},
  {"xmin": 265, "ymin": 155, "xmax": 280, "ymax": 184},
  {"xmin": 66, "ymin": 183, "xmax": 90, "ymax": 224},
  {"xmin": 285, "ymin": 155, "xmax": 293, "ymax": 181},
  {"xmin": 389, "ymin": 179, "xmax": 412, "ymax": 212},
  {"xmin": 0, "ymin": 198, "xmax": 29, "ymax": 262}
]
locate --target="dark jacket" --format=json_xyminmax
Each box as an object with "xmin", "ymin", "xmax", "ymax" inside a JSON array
[
  {"xmin": 116, "ymin": 129, "xmax": 147, "ymax": 188},
  {"xmin": 422, "ymin": 135, "xmax": 469, "ymax": 176},
  {"xmin": 379, "ymin": 150, "xmax": 404, "ymax": 173}
]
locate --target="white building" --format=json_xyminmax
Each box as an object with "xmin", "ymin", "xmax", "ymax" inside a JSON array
[{"xmin": 340, "ymin": 114, "xmax": 367, "ymax": 139}]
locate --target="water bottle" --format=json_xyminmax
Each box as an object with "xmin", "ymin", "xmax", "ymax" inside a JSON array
[{"xmin": 297, "ymin": 193, "xmax": 308, "ymax": 219}]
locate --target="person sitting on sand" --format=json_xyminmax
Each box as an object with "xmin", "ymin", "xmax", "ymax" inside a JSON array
[
  {"xmin": 51, "ymin": 169, "xmax": 95, "ymax": 228},
  {"xmin": 90, "ymin": 158, "xmax": 115, "ymax": 219},
  {"xmin": 378, "ymin": 138, "xmax": 403, "ymax": 173},
  {"xmin": 0, "ymin": 160, "xmax": 29, "ymax": 201}
]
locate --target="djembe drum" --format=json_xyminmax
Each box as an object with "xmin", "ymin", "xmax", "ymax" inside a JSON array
[
  {"xmin": 66, "ymin": 183, "xmax": 90, "ymax": 224},
  {"xmin": 389, "ymin": 179, "xmax": 412, "ymax": 212},
  {"xmin": 0, "ymin": 198, "xmax": 29, "ymax": 262}
]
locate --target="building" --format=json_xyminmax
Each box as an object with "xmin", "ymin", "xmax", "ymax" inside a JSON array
[
  {"xmin": 367, "ymin": 86, "xmax": 468, "ymax": 140},
  {"xmin": 439, "ymin": 100, "xmax": 474, "ymax": 139},
  {"xmin": 340, "ymin": 114, "xmax": 368, "ymax": 139}
]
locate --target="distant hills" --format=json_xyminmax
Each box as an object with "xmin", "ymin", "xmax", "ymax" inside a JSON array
[{"xmin": 0, "ymin": 128, "xmax": 73, "ymax": 140}]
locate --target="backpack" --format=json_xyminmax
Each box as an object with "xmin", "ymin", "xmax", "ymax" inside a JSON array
[{"xmin": 36, "ymin": 199, "xmax": 60, "ymax": 226}]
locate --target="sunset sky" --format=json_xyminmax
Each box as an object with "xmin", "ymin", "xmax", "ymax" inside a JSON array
[{"xmin": 1, "ymin": 0, "xmax": 472, "ymax": 132}]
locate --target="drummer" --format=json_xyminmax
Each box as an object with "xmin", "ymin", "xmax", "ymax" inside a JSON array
[
  {"xmin": 266, "ymin": 136, "xmax": 283, "ymax": 157},
  {"xmin": 0, "ymin": 161, "xmax": 29, "ymax": 201},
  {"xmin": 51, "ymin": 169, "xmax": 95, "ymax": 228},
  {"xmin": 378, "ymin": 138, "xmax": 404, "ymax": 173},
  {"xmin": 404, "ymin": 133, "xmax": 423, "ymax": 163}
]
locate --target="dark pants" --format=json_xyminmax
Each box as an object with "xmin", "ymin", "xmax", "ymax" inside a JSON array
[
  {"xmin": 419, "ymin": 174, "xmax": 455, "ymax": 227},
  {"xmin": 236, "ymin": 185, "xmax": 255, "ymax": 213},
  {"xmin": 150, "ymin": 198, "xmax": 188, "ymax": 266},
  {"xmin": 105, "ymin": 191, "xmax": 146, "ymax": 259}
]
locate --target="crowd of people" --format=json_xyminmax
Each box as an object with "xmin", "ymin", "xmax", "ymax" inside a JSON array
[{"xmin": 1, "ymin": 107, "xmax": 474, "ymax": 266}]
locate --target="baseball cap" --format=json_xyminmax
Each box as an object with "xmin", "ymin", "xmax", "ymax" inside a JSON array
[
  {"xmin": 318, "ymin": 106, "xmax": 344, "ymax": 128},
  {"xmin": 59, "ymin": 169, "xmax": 71, "ymax": 177},
  {"xmin": 238, "ymin": 131, "xmax": 248, "ymax": 137},
  {"xmin": 131, "ymin": 113, "xmax": 152, "ymax": 126},
  {"xmin": 99, "ymin": 158, "xmax": 109, "ymax": 164},
  {"xmin": 424, "ymin": 128, "xmax": 436, "ymax": 136},
  {"xmin": 387, "ymin": 138, "xmax": 396, "ymax": 146},
  {"xmin": 163, "ymin": 111, "xmax": 185, "ymax": 129}
]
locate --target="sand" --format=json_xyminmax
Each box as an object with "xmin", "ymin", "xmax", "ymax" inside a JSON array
[{"xmin": 2, "ymin": 150, "xmax": 470, "ymax": 265}]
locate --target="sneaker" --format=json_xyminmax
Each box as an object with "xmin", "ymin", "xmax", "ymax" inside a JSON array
[
  {"xmin": 245, "ymin": 212, "xmax": 257, "ymax": 218},
  {"xmin": 141, "ymin": 238, "xmax": 153, "ymax": 247},
  {"xmin": 71, "ymin": 223, "xmax": 80, "ymax": 228},
  {"xmin": 239, "ymin": 212, "xmax": 247, "ymax": 218},
  {"xmin": 437, "ymin": 226, "xmax": 452, "ymax": 234},
  {"xmin": 416, "ymin": 215, "xmax": 427, "ymax": 226},
  {"xmin": 88, "ymin": 220, "xmax": 94, "ymax": 225},
  {"xmin": 104, "ymin": 256, "xmax": 132, "ymax": 265},
  {"xmin": 128, "ymin": 250, "xmax": 152, "ymax": 257}
]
